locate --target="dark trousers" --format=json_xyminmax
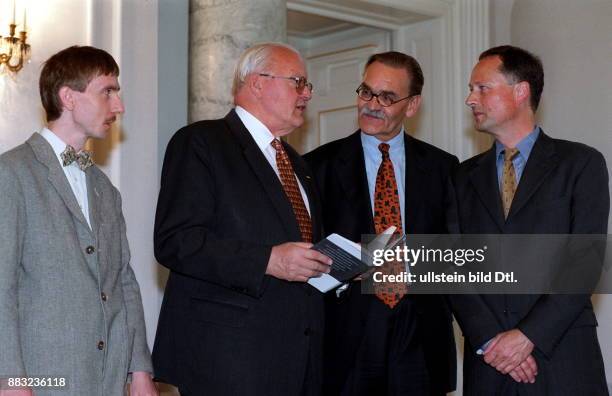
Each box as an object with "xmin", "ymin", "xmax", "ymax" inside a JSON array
[{"xmin": 340, "ymin": 297, "xmax": 430, "ymax": 396}]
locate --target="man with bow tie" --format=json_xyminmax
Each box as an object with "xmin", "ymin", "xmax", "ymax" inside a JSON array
[{"xmin": 0, "ymin": 46, "xmax": 157, "ymax": 396}]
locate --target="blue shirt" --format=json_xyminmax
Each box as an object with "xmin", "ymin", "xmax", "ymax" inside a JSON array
[
  {"xmin": 361, "ymin": 129, "xmax": 406, "ymax": 234},
  {"xmin": 495, "ymin": 126, "xmax": 540, "ymax": 190}
]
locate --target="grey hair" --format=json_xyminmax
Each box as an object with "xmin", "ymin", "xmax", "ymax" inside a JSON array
[{"xmin": 232, "ymin": 42, "xmax": 303, "ymax": 96}]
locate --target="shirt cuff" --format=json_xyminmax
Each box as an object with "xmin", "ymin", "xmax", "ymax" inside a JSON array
[{"xmin": 476, "ymin": 338, "xmax": 493, "ymax": 355}]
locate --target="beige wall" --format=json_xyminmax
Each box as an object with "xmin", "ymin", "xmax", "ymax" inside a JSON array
[
  {"xmin": 0, "ymin": 0, "xmax": 89, "ymax": 151},
  {"xmin": 490, "ymin": 0, "xmax": 513, "ymax": 46}
]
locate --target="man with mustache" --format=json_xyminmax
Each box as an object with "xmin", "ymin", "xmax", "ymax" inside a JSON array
[
  {"xmin": 0, "ymin": 46, "xmax": 157, "ymax": 396},
  {"xmin": 447, "ymin": 45, "xmax": 609, "ymax": 395},
  {"xmin": 305, "ymin": 51, "xmax": 457, "ymax": 396},
  {"xmin": 152, "ymin": 43, "xmax": 331, "ymax": 396}
]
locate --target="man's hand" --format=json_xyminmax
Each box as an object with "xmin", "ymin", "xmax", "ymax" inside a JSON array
[
  {"xmin": 508, "ymin": 354, "xmax": 538, "ymax": 383},
  {"xmin": 128, "ymin": 371, "xmax": 158, "ymax": 396},
  {"xmin": 266, "ymin": 242, "xmax": 332, "ymax": 282},
  {"xmin": 484, "ymin": 329, "xmax": 535, "ymax": 374}
]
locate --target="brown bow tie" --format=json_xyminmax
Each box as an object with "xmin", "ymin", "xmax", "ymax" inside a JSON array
[{"xmin": 60, "ymin": 145, "xmax": 94, "ymax": 171}]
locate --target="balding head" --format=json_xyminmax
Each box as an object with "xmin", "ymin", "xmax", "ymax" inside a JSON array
[
  {"xmin": 232, "ymin": 43, "xmax": 312, "ymax": 137},
  {"xmin": 232, "ymin": 42, "xmax": 303, "ymax": 97}
]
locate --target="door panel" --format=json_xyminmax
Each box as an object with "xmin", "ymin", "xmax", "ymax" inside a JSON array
[{"xmin": 288, "ymin": 29, "xmax": 390, "ymax": 153}]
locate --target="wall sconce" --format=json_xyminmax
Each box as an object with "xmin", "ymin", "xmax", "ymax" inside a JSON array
[{"xmin": 0, "ymin": 1, "xmax": 30, "ymax": 74}]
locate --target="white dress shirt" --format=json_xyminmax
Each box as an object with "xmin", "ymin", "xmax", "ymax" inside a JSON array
[
  {"xmin": 40, "ymin": 128, "xmax": 91, "ymax": 229},
  {"xmin": 235, "ymin": 106, "xmax": 311, "ymax": 215}
]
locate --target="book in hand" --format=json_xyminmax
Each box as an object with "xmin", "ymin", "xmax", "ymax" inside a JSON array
[{"xmin": 308, "ymin": 226, "xmax": 402, "ymax": 292}]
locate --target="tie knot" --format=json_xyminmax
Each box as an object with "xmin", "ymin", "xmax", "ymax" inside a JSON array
[
  {"xmin": 378, "ymin": 143, "xmax": 390, "ymax": 158},
  {"xmin": 504, "ymin": 147, "xmax": 519, "ymax": 161},
  {"xmin": 271, "ymin": 139, "xmax": 283, "ymax": 152}
]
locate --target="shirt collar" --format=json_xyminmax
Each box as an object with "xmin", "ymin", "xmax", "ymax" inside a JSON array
[
  {"xmin": 360, "ymin": 127, "xmax": 405, "ymax": 156},
  {"xmin": 235, "ymin": 106, "xmax": 277, "ymax": 150},
  {"xmin": 495, "ymin": 126, "xmax": 541, "ymax": 160},
  {"xmin": 40, "ymin": 127, "xmax": 70, "ymax": 159}
]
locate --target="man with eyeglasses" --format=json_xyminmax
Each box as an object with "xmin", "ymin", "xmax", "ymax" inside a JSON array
[
  {"xmin": 305, "ymin": 51, "xmax": 457, "ymax": 395},
  {"xmin": 152, "ymin": 42, "xmax": 331, "ymax": 396}
]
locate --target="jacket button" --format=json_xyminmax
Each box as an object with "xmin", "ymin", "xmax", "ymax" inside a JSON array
[
  {"xmin": 86, "ymin": 246, "xmax": 95, "ymax": 254},
  {"xmin": 304, "ymin": 328, "xmax": 312, "ymax": 336},
  {"xmin": 97, "ymin": 341, "xmax": 105, "ymax": 350},
  {"xmin": 101, "ymin": 292, "xmax": 107, "ymax": 302}
]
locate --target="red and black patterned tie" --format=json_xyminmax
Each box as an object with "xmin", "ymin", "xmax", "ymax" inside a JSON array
[
  {"xmin": 271, "ymin": 139, "xmax": 313, "ymax": 243},
  {"xmin": 373, "ymin": 143, "xmax": 407, "ymax": 308}
]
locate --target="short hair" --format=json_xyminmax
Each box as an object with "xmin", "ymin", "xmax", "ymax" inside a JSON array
[
  {"xmin": 364, "ymin": 51, "xmax": 424, "ymax": 97},
  {"xmin": 479, "ymin": 45, "xmax": 544, "ymax": 111},
  {"xmin": 40, "ymin": 46, "xmax": 119, "ymax": 122},
  {"xmin": 232, "ymin": 42, "xmax": 303, "ymax": 96}
]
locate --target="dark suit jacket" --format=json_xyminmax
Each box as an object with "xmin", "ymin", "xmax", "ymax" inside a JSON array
[
  {"xmin": 447, "ymin": 131, "xmax": 610, "ymax": 396},
  {"xmin": 305, "ymin": 131, "xmax": 458, "ymax": 396},
  {"xmin": 152, "ymin": 110, "xmax": 325, "ymax": 396}
]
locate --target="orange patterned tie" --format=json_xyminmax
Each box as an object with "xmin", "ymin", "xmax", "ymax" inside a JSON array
[
  {"xmin": 271, "ymin": 139, "xmax": 313, "ymax": 243},
  {"xmin": 373, "ymin": 143, "xmax": 407, "ymax": 308}
]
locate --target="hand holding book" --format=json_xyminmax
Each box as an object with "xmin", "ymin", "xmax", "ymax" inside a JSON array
[{"xmin": 308, "ymin": 226, "xmax": 403, "ymax": 292}]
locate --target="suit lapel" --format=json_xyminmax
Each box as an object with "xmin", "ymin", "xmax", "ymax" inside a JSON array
[
  {"xmin": 27, "ymin": 133, "xmax": 92, "ymax": 232},
  {"xmin": 225, "ymin": 110, "xmax": 302, "ymax": 241},
  {"xmin": 469, "ymin": 146, "xmax": 505, "ymax": 231},
  {"xmin": 403, "ymin": 134, "xmax": 428, "ymax": 234},
  {"xmin": 508, "ymin": 131, "xmax": 558, "ymax": 219},
  {"xmin": 86, "ymin": 169, "xmax": 101, "ymax": 236},
  {"xmin": 336, "ymin": 131, "xmax": 375, "ymax": 234}
]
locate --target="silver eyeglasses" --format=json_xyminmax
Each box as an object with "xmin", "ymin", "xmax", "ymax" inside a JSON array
[{"xmin": 259, "ymin": 73, "xmax": 314, "ymax": 94}]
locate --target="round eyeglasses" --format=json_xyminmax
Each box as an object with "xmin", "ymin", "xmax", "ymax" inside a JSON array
[
  {"xmin": 259, "ymin": 73, "xmax": 314, "ymax": 94},
  {"xmin": 356, "ymin": 84, "xmax": 413, "ymax": 107}
]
